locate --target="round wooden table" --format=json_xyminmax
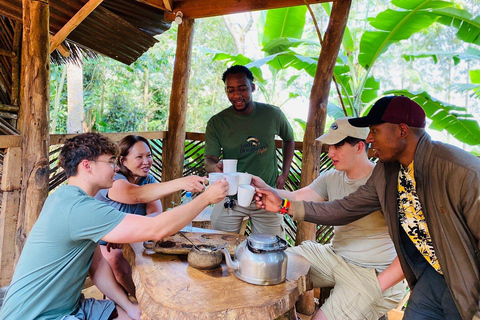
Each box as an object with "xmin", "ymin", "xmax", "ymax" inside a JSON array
[{"xmin": 124, "ymin": 233, "xmax": 311, "ymax": 320}]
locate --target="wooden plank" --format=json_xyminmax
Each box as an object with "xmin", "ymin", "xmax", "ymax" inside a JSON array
[
  {"xmin": 0, "ymin": 104, "xmax": 19, "ymax": 112},
  {"xmin": 0, "ymin": 135, "xmax": 21, "ymax": 148},
  {"xmin": 17, "ymin": 0, "xmax": 50, "ymax": 255},
  {"xmin": 0, "ymin": 48, "xmax": 15, "ymax": 57},
  {"xmin": 0, "ymin": 111, "xmax": 18, "ymax": 119},
  {"xmin": 57, "ymin": 43, "xmax": 70, "ymax": 57},
  {"xmin": 162, "ymin": 18, "xmax": 195, "ymax": 209},
  {"xmin": 296, "ymin": 0, "xmax": 352, "ymax": 315},
  {"xmin": 50, "ymin": 131, "xmax": 167, "ymax": 145},
  {"xmin": 0, "ymin": 146, "xmax": 22, "ymax": 286},
  {"xmin": 49, "ymin": 0, "xmax": 104, "ymax": 53},
  {"xmin": 135, "ymin": 0, "xmax": 169, "ymax": 11},
  {"xmin": 162, "ymin": 0, "xmax": 334, "ymax": 20}
]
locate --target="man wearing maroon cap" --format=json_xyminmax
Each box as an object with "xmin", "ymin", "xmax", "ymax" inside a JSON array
[{"xmin": 256, "ymin": 95, "xmax": 480, "ymax": 320}]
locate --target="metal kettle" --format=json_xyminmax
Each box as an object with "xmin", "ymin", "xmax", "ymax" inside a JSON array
[{"xmin": 221, "ymin": 234, "xmax": 288, "ymax": 285}]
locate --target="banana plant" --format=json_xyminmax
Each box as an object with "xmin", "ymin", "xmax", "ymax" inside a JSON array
[{"xmin": 206, "ymin": 0, "xmax": 480, "ymax": 145}]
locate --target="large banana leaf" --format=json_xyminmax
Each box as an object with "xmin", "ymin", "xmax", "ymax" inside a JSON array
[
  {"xmin": 258, "ymin": 7, "xmax": 308, "ymax": 53},
  {"xmin": 358, "ymin": 0, "xmax": 454, "ymax": 69},
  {"xmin": 385, "ymin": 89, "xmax": 480, "ymax": 145}
]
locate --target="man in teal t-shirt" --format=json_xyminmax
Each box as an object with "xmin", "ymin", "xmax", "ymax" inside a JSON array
[
  {"xmin": 0, "ymin": 133, "xmax": 229, "ymax": 320},
  {"xmin": 205, "ymin": 65, "xmax": 294, "ymax": 237}
]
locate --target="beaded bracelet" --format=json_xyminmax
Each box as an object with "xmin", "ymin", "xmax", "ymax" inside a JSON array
[{"xmin": 280, "ymin": 198, "xmax": 290, "ymax": 215}]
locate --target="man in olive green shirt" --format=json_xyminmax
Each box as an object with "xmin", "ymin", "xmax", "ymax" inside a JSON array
[{"xmin": 205, "ymin": 65, "xmax": 294, "ymax": 236}]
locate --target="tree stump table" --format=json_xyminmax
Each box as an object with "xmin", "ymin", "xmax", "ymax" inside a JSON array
[{"xmin": 124, "ymin": 231, "xmax": 311, "ymax": 320}]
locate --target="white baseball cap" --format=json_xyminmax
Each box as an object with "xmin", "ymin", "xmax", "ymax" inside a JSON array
[{"xmin": 316, "ymin": 117, "xmax": 369, "ymax": 145}]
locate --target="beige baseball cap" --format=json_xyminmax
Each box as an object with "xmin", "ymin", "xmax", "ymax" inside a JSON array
[{"xmin": 316, "ymin": 117, "xmax": 369, "ymax": 145}]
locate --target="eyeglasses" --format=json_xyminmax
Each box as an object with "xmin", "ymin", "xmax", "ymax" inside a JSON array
[
  {"xmin": 92, "ymin": 159, "xmax": 117, "ymax": 170},
  {"xmin": 224, "ymin": 198, "xmax": 236, "ymax": 209}
]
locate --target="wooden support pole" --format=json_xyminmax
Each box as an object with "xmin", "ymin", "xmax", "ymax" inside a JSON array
[
  {"xmin": 296, "ymin": 0, "xmax": 352, "ymax": 315},
  {"xmin": 16, "ymin": 0, "xmax": 51, "ymax": 257},
  {"xmin": 0, "ymin": 148, "xmax": 22, "ymax": 286},
  {"xmin": 161, "ymin": 18, "xmax": 195, "ymax": 209},
  {"xmin": 50, "ymin": 0, "xmax": 104, "ymax": 53}
]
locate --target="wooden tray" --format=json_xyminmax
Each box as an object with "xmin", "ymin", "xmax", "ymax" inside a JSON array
[{"xmin": 144, "ymin": 232, "xmax": 246, "ymax": 255}]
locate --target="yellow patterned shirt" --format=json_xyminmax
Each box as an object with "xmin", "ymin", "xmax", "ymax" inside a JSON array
[{"xmin": 397, "ymin": 161, "xmax": 442, "ymax": 274}]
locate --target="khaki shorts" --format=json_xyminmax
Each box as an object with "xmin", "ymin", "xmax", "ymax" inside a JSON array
[
  {"xmin": 61, "ymin": 294, "xmax": 116, "ymax": 320},
  {"xmin": 211, "ymin": 200, "xmax": 285, "ymax": 237},
  {"xmin": 288, "ymin": 241, "xmax": 406, "ymax": 320}
]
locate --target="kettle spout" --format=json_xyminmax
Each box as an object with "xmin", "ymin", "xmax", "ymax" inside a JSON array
[{"xmin": 221, "ymin": 248, "xmax": 239, "ymax": 270}]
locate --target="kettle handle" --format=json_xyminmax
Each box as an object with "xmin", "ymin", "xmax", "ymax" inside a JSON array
[{"xmin": 274, "ymin": 236, "xmax": 288, "ymax": 251}]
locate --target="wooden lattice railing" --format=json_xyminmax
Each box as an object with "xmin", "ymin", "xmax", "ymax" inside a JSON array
[{"xmin": 44, "ymin": 131, "xmax": 336, "ymax": 245}]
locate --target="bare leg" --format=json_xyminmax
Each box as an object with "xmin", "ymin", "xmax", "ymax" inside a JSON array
[
  {"xmin": 114, "ymin": 304, "xmax": 141, "ymax": 320},
  {"xmin": 100, "ymin": 245, "xmax": 136, "ymax": 298},
  {"xmin": 311, "ymin": 309, "xmax": 328, "ymax": 320}
]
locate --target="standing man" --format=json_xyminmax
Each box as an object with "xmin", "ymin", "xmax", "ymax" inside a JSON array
[
  {"xmin": 252, "ymin": 118, "xmax": 405, "ymax": 320},
  {"xmin": 256, "ymin": 96, "xmax": 480, "ymax": 320},
  {"xmin": 0, "ymin": 133, "xmax": 228, "ymax": 320},
  {"xmin": 205, "ymin": 65, "xmax": 295, "ymax": 236}
]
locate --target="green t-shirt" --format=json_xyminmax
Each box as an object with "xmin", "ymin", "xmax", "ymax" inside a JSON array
[
  {"xmin": 0, "ymin": 185, "xmax": 126, "ymax": 320},
  {"xmin": 205, "ymin": 102, "xmax": 294, "ymax": 187}
]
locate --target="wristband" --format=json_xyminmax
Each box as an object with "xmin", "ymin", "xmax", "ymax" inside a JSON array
[{"xmin": 280, "ymin": 198, "xmax": 290, "ymax": 215}]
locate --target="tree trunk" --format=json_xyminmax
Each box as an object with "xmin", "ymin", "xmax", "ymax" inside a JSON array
[
  {"xmin": 162, "ymin": 19, "xmax": 195, "ymax": 209},
  {"xmin": 16, "ymin": 0, "xmax": 50, "ymax": 259},
  {"xmin": 296, "ymin": 0, "xmax": 352, "ymax": 315},
  {"xmin": 67, "ymin": 62, "xmax": 84, "ymax": 133}
]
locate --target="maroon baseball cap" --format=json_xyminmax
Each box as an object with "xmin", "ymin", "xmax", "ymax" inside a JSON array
[{"xmin": 348, "ymin": 96, "xmax": 426, "ymax": 128}]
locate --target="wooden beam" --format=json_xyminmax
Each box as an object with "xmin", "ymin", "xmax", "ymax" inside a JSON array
[
  {"xmin": 50, "ymin": 131, "xmax": 167, "ymax": 145},
  {"xmin": 163, "ymin": 0, "xmax": 173, "ymax": 11},
  {"xmin": 135, "ymin": 0, "xmax": 169, "ymax": 11},
  {"xmin": 162, "ymin": 0, "xmax": 333, "ymax": 20},
  {"xmin": 49, "ymin": 0, "xmax": 104, "ymax": 53},
  {"xmin": 17, "ymin": 0, "xmax": 50, "ymax": 256},
  {"xmin": 0, "ymin": 104, "xmax": 20, "ymax": 112},
  {"xmin": 0, "ymin": 135, "xmax": 22, "ymax": 148},
  {"xmin": 295, "ymin": 0, "xmax": 352, "ymax": 315},
  {"xmin": 0, "ymin": 111, "xmax": 18, "ymax": 119},
  {"xmin": 0, "ymin": 48, "xmax": 15, "ymax": 57},
  {"xmin": 0, "ymin": 147, "xmax": 22, "ymax": 286},
  {"xmin": 162, "ymin": 18, "xmax": 195, "ymax": 209},
  {"xmin": 57, "ymin": 43, "xmax": 71, "ymax": 57}
]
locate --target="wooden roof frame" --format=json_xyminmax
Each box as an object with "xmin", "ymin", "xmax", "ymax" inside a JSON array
[{"xmin": 0, "ymin": 1, "xmax": 352, "ymax": 313}]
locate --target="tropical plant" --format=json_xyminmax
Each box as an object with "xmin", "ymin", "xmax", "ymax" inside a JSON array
[{"xmin": 207, "ymin": 0, "xmax": 480, "ymax": 145}]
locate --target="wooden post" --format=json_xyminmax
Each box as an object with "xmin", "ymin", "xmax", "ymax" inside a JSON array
[
  {"xmin": 162, "ymin": 19, "xmax": 195, "ymax": 209},
  {"xmin": 296, "ymin": 0, "xmax": 352, "ymax": 315},
  {"xmin": 16, "ymin": 0, "xmax": 51, "ymax": 257},
  {"xmin": 0, "ymin": 148, "xmax": 22, "ymax": 286}
]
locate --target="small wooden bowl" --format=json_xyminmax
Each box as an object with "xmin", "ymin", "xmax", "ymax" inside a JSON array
[{"xmin": 187, "ymin": 244, "xmax": 223, "ymax": 270}]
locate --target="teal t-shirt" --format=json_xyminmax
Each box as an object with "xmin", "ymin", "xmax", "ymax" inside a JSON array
[
  {"xmin": 0, "ymin": 185, "xmax": 126, "ymax": 320},
  {"xmin": 205, "ymin": 102, "xmax": 294, "ymax": 187}
]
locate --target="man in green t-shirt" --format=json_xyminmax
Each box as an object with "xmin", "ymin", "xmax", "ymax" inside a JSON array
[
  {"xmin": 205, "ymin": 65, "xmax": 294, "ymax": 237},
  {"xmin": 0, "ymin": 133, "xmax": 228, "ymax": 320}
]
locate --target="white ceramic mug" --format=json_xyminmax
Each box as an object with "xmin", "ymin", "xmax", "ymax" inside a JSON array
[
  {"xmin": 222, "ymin": 159, "xmax": 238, "ymax": 174},
  {"xmin": 237, "ymin": 172, "xmax": 252, "ymax": 185},
  {"xmin": 208, "ymin": 172, "xmax": 224, "ymax": 184},
  {"xmin": 237, "ymin": 184, "xmax": 256, "ymax": 207},
  {"xmin": 224, "ymin": 173, "xmax": 239, "ymax": 196}
]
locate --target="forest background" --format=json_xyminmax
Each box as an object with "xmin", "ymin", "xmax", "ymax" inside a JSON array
[{"xmin": 49, "ymin": 0, "xmax": 480, "ymax": 153}]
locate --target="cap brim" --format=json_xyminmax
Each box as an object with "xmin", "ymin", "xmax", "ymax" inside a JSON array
[
  {"xmin": 315, "ymin": 131, "xmax": 346, "ymax": 145},
  {"xmin": 348, "ymin": 117, "xmax": 383, "ymax": 127}
]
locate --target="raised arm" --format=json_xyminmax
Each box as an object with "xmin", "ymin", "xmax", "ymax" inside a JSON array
[
  {"xmin": 276, "ymin": 139, "xmax": 295, "ymax": 189},
  {"xmin": 107, "ymin": 175, "xmax": 207, "ymax": 205},
  {"xmin": 102, "ymin": 179, "xmax": 229, "ymax": 244}
]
